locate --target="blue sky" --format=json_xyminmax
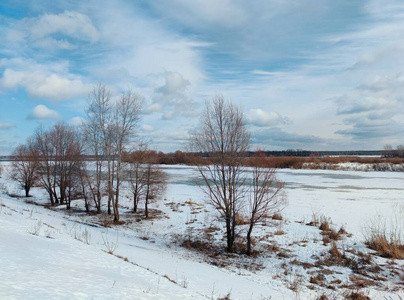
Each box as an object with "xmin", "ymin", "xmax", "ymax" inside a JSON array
[{"xmin": 1, "ymin": 0, "xmax": 404, "ymax": 154}]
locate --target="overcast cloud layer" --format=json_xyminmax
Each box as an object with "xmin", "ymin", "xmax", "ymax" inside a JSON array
[{"xmin": 0, "ymin": 0, "xmax": 403, "ymax": 154}]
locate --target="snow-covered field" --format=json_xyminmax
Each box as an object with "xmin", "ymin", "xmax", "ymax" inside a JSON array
[{"xmin": 1, "ymin": 162, "xmax": 403, "ymax": 299}]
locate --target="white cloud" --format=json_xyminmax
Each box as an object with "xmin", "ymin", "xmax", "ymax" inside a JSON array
[
  {"xmin": 27, "ymin": 105, "xmax": 60, "ymax": 120},
  {"xmin": 0, "ymin": 123, "xmax": 15, "ymax": 130},
  {"xmin": 68, "ymin": 116, "xmax": 86, "ymax": 127},
  {"xmin": 247, "ymin": 109, "xmax": 290, "ymax": 127},
  {"xmin": 141, "ymin": 124, "xmax": 154, "ymax": 132},
  {"xmin": 155, "ymin": 71, "xmax": 191, "ymax": 96},
  {"xmin": 144, "ymin": 103, "xmax": 162, "ymax": 114},
  {"xmin": 7, "ymin": 10, "xmax": 99, "ymax": 49},
  {"xmin": 162, "ymin": 111, "xmax": 176, "ymax": 120},
  {"xmin": 151, "ymin": 71, "xmax": 197, "ymax": 119},
  {"xmin": 0, "ymin": 68, "xmax": 91, "ymax": 101}
]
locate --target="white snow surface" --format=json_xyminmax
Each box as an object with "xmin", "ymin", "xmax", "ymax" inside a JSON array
[{"xmin": 1, "ymin": 162, "xmax": 404, "ymax": 300}]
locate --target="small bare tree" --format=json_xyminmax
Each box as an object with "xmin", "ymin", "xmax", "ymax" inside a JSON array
[
  {"xmin": 383, "ymin": 144, "xmax": 394, "ymax": 158},
  {"xmin": 11, "ymin": 139, "xmax": 39, "ymax": 197},
  {"xmin": 143, "ymin": 157, "xmax": 167, "ymax": 219},
  {"xmin": 246, "ymin": 154, "xmax": 285, "ymax": 255},
  {"xmin": 190, "ymin": 95, "xmax": 250, "ymax": 252},
  {"xmin": 127, "ymin": 144, "xmax": 149, "ymax": 212},
  {"xmin": 397, "ymin": 145, "xmax": 404, "ymax": 158}
]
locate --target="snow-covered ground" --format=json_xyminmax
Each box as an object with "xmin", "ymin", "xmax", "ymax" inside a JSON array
[{"xmin": 1, "ymin": 162, "xmax": 403, "ymax": 299}]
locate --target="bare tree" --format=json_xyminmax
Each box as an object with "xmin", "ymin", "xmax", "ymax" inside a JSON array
[
  {"xmin": 383, "ymin": 144, "xmax": 394, "ymax": 158},
  {"xmin": 127, "ymin": 144, "xmax": 149, "ymax": 212},
  {"xmin": 143, "ymin": 152, "xmax": 167, "ymax": 219},
  {"xmin": 11, "ymin": 139, "xmax": 39, "ymax": 197},
  {"xmin": 49, "ymin": 123, "xmax": 83, "ymax": 209},
  {"xmin": 85, "ymin": 84, "xmax": 142, "ymax": 221},
  {"xmin": 246, "ymin": 154, "xmax": 285, "ymax": 255},
  {"xmin": 397, "ymin": 145, "xmax": 404, "ymax": 158},
  {"xmin": 35, "ymin": 126, "xmax": 57, "ymax": 205},
  {"xmin": 34, "ymin": 123, "xmax": 83, "ymax": 208},
  {"xmin": 111, "ymin": 90, "xmax": 143, "ymax": 222},
  {"xmin": 190, "ymin": 95, "xmax": 250, "ymax": 252},
  {"xmin": 85, "ymin": 84, "xmax": 112, "ymax": 213},
  {"xmin": 76, "ymin": 161, "xmax": 91, "ymax": 212}
]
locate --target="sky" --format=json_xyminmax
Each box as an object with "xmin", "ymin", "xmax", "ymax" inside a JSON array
[{"xmin": 1, "ymin": 0, "xmax": 404, "ymax": 154}]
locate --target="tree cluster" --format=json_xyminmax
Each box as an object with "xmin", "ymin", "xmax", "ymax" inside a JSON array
[
  {"xmin": 10, "ymin": 84, "xmax": 167, "ymax": 222},
  {"xmin": 383, "ymin": 144, "xmax": 404, "ymax": 158},
  {"xmin": 12, "ymin": 123, "xmax": 84, "ymax": 209},
  {"xmin": 190, "ymin": 96, "xmax": 285, "ymax": 254}
]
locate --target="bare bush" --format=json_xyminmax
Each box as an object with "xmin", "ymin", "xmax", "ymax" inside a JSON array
[
  {"xmin": 246, "ymin": 153, "xmax": 285, "ymax": 255},
  {"xmin": 28, "ymin": 219, "xmax": 42, "ymax": 236},
  {"xmin": 102, "ymin": 231, "xmax": 119, "ymax": 254}
]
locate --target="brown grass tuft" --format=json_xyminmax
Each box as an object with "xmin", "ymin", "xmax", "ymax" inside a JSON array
[
  {"xmin": 235, "ymin": 213, "xmax": 250, "ymax": 225},
  {"xmin": 344, "ymin": 291, "xmax": 371, "ymax": 300},
  {"xmin": 365, "ymin": 233, "xmax": 404, "ymax": 259},
  {"xmin": 309, "ymin": 274, "xmax": 325, "ymax": 285},
  {"xmin": 319, "ymin": 220, "xmax": 331, "ymax": 232},
  {"xmin": 271, "ymin": 213, "xmax": 283, "ymax": 220}
]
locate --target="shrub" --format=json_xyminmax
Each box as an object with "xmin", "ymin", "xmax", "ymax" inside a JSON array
[
  {"xmin": 365, "ymin": 233, "xmax": 404, "ymax": 259},
  {"xmin": 364, "ymin": 216, "xmax": 404, "ymax": 259}
]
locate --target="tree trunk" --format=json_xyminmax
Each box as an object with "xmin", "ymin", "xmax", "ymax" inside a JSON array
[
  {"xmin": 107, "ymin": 157, "xmax": 112, "ymax": 215},
  {"xmin": 246, "ymin": 222, "xmax": 254, "ymax": 255},
  {"xmin": 145, "ymin": 198, "xmax": 148, "ymax": 218},
  {"xmin": 133, "ymin": 193, "xmax": 138, "ymax": 212},
  {"xmin": 113, "ymin": 158, "xmax": 121, "ymax": 222},
  {"xmin": 25, "ymin": 186, "xmax": 30, "ymax": 197},
  {"xmin": 225, "ymin": 217, "xmax": 234, "ymax": 253},
  {"xmin": 145, "ymin": 184, "xmax": 150, "ymax": 219}
]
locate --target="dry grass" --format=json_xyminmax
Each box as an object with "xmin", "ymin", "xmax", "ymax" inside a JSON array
[
  {"xmin": 274, "ymin": 229, "xmax": 285, "ymax": 235},
  {"xmin": 319, "ymin": 220, "xmax": 331, "ymax": 231},
  {"xmin": 309, "ymin": 274, "xmax": 325, "ymax": 285},
  {"xmin": 344, "ymin": 291, "xmax": 371, "ymax": 300},
  {"xmin": 365, "ymin": 233, "xmax": 404, "ymax": 259},
  {"xmin": 271, "ymin": 213, "xmax": 283, "ymax": 220},
  {"xmin": 244, "ymin": 155, "xmax": 404, "ymax": 170},
  {"xmin": 235, "ymin": 213, "xmax": 250, "ymax": 225},
  {"xmin": 364, "ymin": 216, "xmax": 404, "ymax": 259}
]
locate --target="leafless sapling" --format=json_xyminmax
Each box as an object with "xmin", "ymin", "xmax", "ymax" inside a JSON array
[{"xmin": 246, "ymin": 154, "xmax": 285, "ymax": 255}]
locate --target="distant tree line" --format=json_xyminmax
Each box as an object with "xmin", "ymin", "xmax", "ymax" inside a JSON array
[{"xmin": 382, "ymin": 144, "xmax": 404, "ymax": 158}]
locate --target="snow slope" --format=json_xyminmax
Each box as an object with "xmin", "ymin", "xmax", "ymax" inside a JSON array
[{"xmin": 1, "ymin": 163, "xmax": 404, "ymax": 299}]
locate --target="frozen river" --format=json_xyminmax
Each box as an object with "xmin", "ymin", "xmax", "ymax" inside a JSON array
[{"xmin": 162, "ymin": 165, "xmax": 404, "ymax": 235}]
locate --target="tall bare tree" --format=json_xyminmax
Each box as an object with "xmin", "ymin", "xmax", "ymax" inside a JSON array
[
  {"xmin": 85, "ymin": 84, "xmax": 112, "ymax": 213},
  {"xmin": 11, "ymin": 139, "xmax": 39, "ymax": 197},
  {"xmin": 111, "ymin": 90, "xmax": 142, "ymax": 222},
  {"xmin": 190, "ymin": 95, "xmax": 250, "ymax": 252},
  {"xmin": 85, "ymin": 84, "xmax": 142, "ymax": 221},
  {"xmin": 35, "ymin": 126, "xmax": 57, "ymax": 205},
  {"xmin": 246, "ymin": 154, "xmax": 285, "ymax": 255}
]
